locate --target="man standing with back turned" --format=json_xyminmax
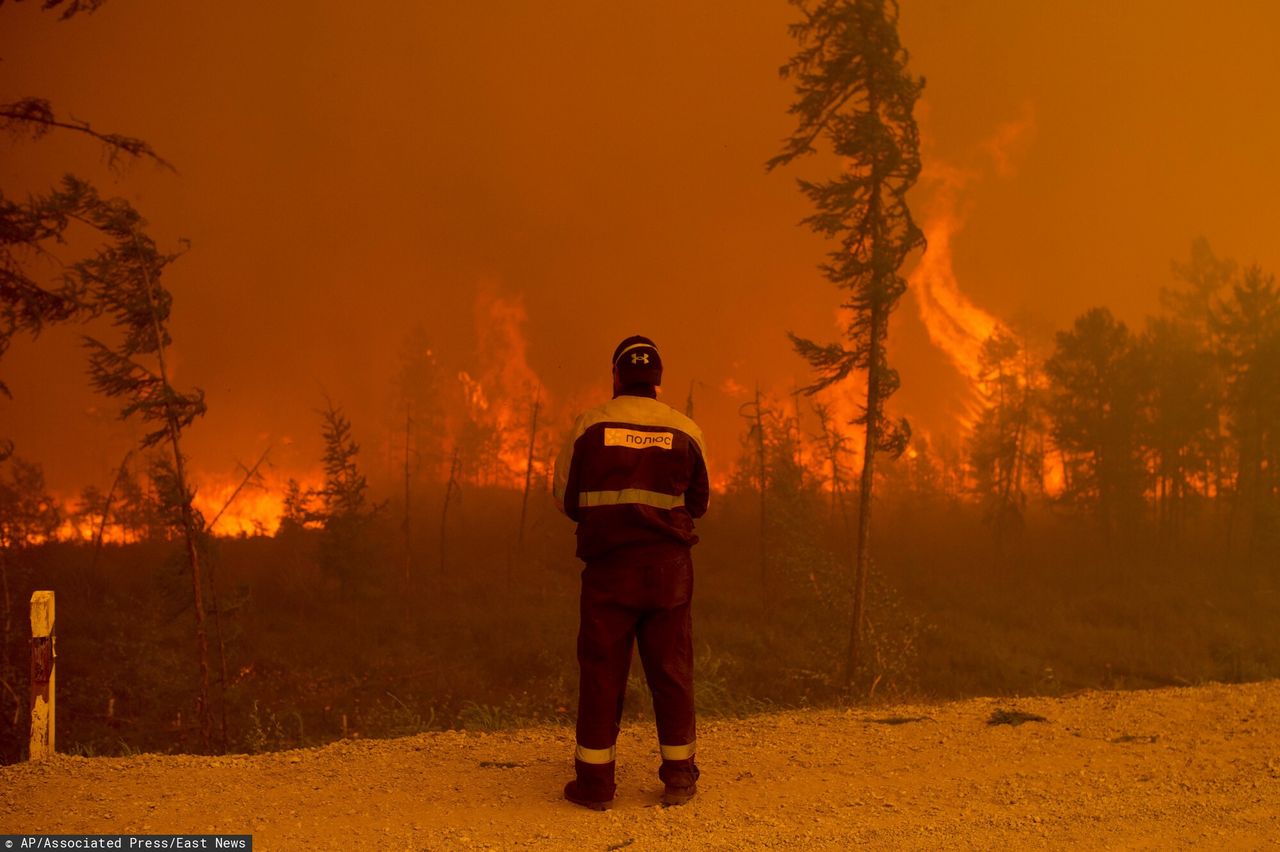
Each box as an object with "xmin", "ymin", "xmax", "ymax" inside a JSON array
[{"xmin": 553, "ymin": 335, "xmax": 710, "ymax": 810}]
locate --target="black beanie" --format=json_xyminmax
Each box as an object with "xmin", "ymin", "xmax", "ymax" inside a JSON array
[{"xmin": 612, "ymin": 335, "xmax": 663, "ymax": 386}]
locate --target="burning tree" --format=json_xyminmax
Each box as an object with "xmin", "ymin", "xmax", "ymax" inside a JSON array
[
  {"xmin": 768, "ymin": 0, "xmax": 925, "ymax": 684},
  {"xmin": 811, "ymin": 400, "xmax": 855, "ymax": 531},
  {"xmin": 392, "ymin": 326, "xmax": 444, "ymax": 594}
]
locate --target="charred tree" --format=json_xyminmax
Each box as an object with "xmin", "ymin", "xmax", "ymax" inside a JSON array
[
  {"xmin": 1153, "ymin": 239, "xmax": 1235, "ymax": 542},
  {"xmin": 1212, "ymin": 265, "xmax": 1280, "ymax": 565},
  {"xmin": 1137, "ymin": 318, "xmax": 1218, "ymax": 547},
  {"xmin": 768, "ymin": 0, "xmax": 924, "ymax": 685},
  {"xmin": 392, "ymin": 326, "xmax": 445, "ymax": 595},
  {"xmin": 516, "ymin": 387, "xmax": 541, "ymax": 553},
  {"xmin": 790, "ymin": 381, "xmax": 806, "ymax": 475},
  {"xmin": 1044, "ymin": 308, "xmax": 1146, "ymax": 545},
  {"xmin": 204, "ymin": 449, "xmax": 269, "ymax": 750},
  {"xmin": 968, "ymin": 331, "xmax": 1035, "ymax": 547},
  {"xmin": 402, "ymin": 407, "xmax": 414, "ymax": 596},
  {"xmin": 739, "ymin": 386, "xmax": 770, "ymax": 610},
  {"xmin": 88, "ymin": 450, "xmax": 133, "ymax": 574},
  {"xmin": 812, "ymin": 401, "xmax": 852, "ymax": 533},
  {"xmin": 440, "ymin": 445, "xmax": 462, "ymax": 583},
  {"xmin": 316, "ymin": 401, "xmax": 376, "ymax": 596}
]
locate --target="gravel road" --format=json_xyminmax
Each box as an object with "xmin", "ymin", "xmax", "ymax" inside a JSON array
[{"xmin": 2, "ymin": 680, "xmax": 1278, "ymax": 849}]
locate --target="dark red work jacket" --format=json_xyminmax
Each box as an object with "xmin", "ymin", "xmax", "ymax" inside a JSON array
[{"xmin": 553, "ymin": 392, "xmax": 709, "ymax": 562}]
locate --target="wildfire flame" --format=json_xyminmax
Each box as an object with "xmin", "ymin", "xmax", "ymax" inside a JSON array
[
  {"xmin": 910, "ymin": 212, "xmax": 1004, "ymax": 390},
  {"xmin": 48, "ymin": 468, "xmax": 323, "ymax": 542},
  {"xmin": 39, "ymin": 283, "xmax": 558, "ymax": 541},
  {"xmin": 454, "ymin": 283, "xmax": 552, "ymax": 487},
  {"xmin": 194, "ymin": 471, "xmax": 324, "ymax": 538},
  {"xmin": 910, "ymin": 110, "xmax": 1035, "ymax": 417}
]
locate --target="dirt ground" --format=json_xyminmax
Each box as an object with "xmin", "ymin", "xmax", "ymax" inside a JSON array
[{"xmin": 2, "ymin": 680, "xmax": 1278, "ymax": 850}]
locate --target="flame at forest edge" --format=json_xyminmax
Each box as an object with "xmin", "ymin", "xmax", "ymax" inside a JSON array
[
  {"xmin": 47, "ymin": 286, "xmax": 560, "ymax": 540},
  {"xmin": 909, "ymin": 204, "xmax": 1005, "ymax": 423}
]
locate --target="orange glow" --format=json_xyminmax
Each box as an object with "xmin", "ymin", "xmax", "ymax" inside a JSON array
[
  {"xmin": 1042, "ymin": 454, "xmax": 1066, "ymax": 498},
  {"xmin": 52, "ymin": 496, "xmax": 142, "ymax": 545},
  {"xmin": 53, "ymin": 515, "xmax": 120, "ymax": 544},
  {"xmin": 44, "ymin": 469, "xmax": 324, "ymax": 542}
]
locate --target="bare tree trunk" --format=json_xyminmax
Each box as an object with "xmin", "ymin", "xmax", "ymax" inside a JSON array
[
  {"xmin": 206, "ymin": 552, "xmax": 229, "ymax": 753},
  {"xmin": 817, "ymin": 405, "xmax": 838, "ymax": 523},
  {"xmin": 1236, "ymin": 417, "xmax": 1263, "ymax": 566},
  {"xmin": 814, "ymin": 402, "xmax": 848, "ymax": 537},
  {"xmin": 0, "ymin": 548, "xmax": 11, "ymax": 727},
  {"xmin": 516, "ymin": 388, "xmax": 541, "ymax": 554},
  {"xmin": 791, "ymin": 379, "xmax": 804, "ymax": 476},
  {"xmin": 204, "ymin": 449, "xmax": 269, "ymax": 753},
  {"xmin": 1012, "ymin": 336, "xmax": 1035, "ymax": 506},
  {"xmin": 205, "ymin": 449, "xmax": 270, "ymax": 534},
  {"xmin": 848, "ymin": 101, "xmax": 886, "ymax": 686},
  {"xmin": 1011, "ymin": 419, "xmax": 1027, "ymax": 518},
  {"xmin": 403, "ymin": 408, "xmax": 414, "ymax": 597},
  {"xmin": 169, "ymin": 433, "xmax": 210, "ymax": 750},
  {"xmin": 134, "ymin": 231, "xmax": 211, "ymax": 751},
  {"xmin": 440, "ymin": 446, "xmax": 461, "ymax": 585},
  {"xmin": 90, "ymin": 450, "xmax": 133, "ymax": 576},
  {"xmin": 848, "ymin": 305, "xmax": 883, "ymax": 686},
  {"xmin": 753, "ymin": 385, "xmax": 769, "ymax": 611}
]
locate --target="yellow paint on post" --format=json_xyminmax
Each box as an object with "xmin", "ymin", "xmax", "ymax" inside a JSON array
[{"xmin": 29, "ymin": 590, "xmax": 55, "ymax": 761}]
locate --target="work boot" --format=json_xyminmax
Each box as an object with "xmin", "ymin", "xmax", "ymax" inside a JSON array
[
  {"xmin": 564, "ymin": 758, "xmax": 615, "ymax": 811},
  {"xmin": 659, "ymin": 758, "xmax": 700, "ymax": 806}
]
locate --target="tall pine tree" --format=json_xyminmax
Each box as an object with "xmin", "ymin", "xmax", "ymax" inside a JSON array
[{"xmin": 768, "ymin": 0, "xmax": 925, "ymax": 683}]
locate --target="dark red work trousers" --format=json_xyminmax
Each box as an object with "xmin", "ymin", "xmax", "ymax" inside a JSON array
[{"xmin": 575, "ymin": 545, "xmax": 696, "ymax": 760}]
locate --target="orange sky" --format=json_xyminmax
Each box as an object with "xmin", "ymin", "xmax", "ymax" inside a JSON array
[{"xmin": 3, "ymin": 1, "xmax": 1279, "ymax": 500}]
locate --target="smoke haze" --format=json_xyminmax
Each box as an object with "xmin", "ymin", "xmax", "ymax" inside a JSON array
[{"xmin": 3, "ymin": 1, "xmax": 1279, "ymax": 509}]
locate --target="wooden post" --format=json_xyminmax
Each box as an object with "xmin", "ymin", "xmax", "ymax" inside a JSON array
[{"xmin": 29, "ymin": 590, "xmax": 55, "ymax": 760}]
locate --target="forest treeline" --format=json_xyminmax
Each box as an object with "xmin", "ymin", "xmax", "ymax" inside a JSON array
[
  {"xmin": 8, "ymin": 236, "xmax": 1278, "ymax": 560},
  {"xmin": 707, "ymin": 236, "xmax": 1280, "ymax": 568},
  {"xmin": 1, "ymin": 239, "xmax": 1278, "ymax": 763}
]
